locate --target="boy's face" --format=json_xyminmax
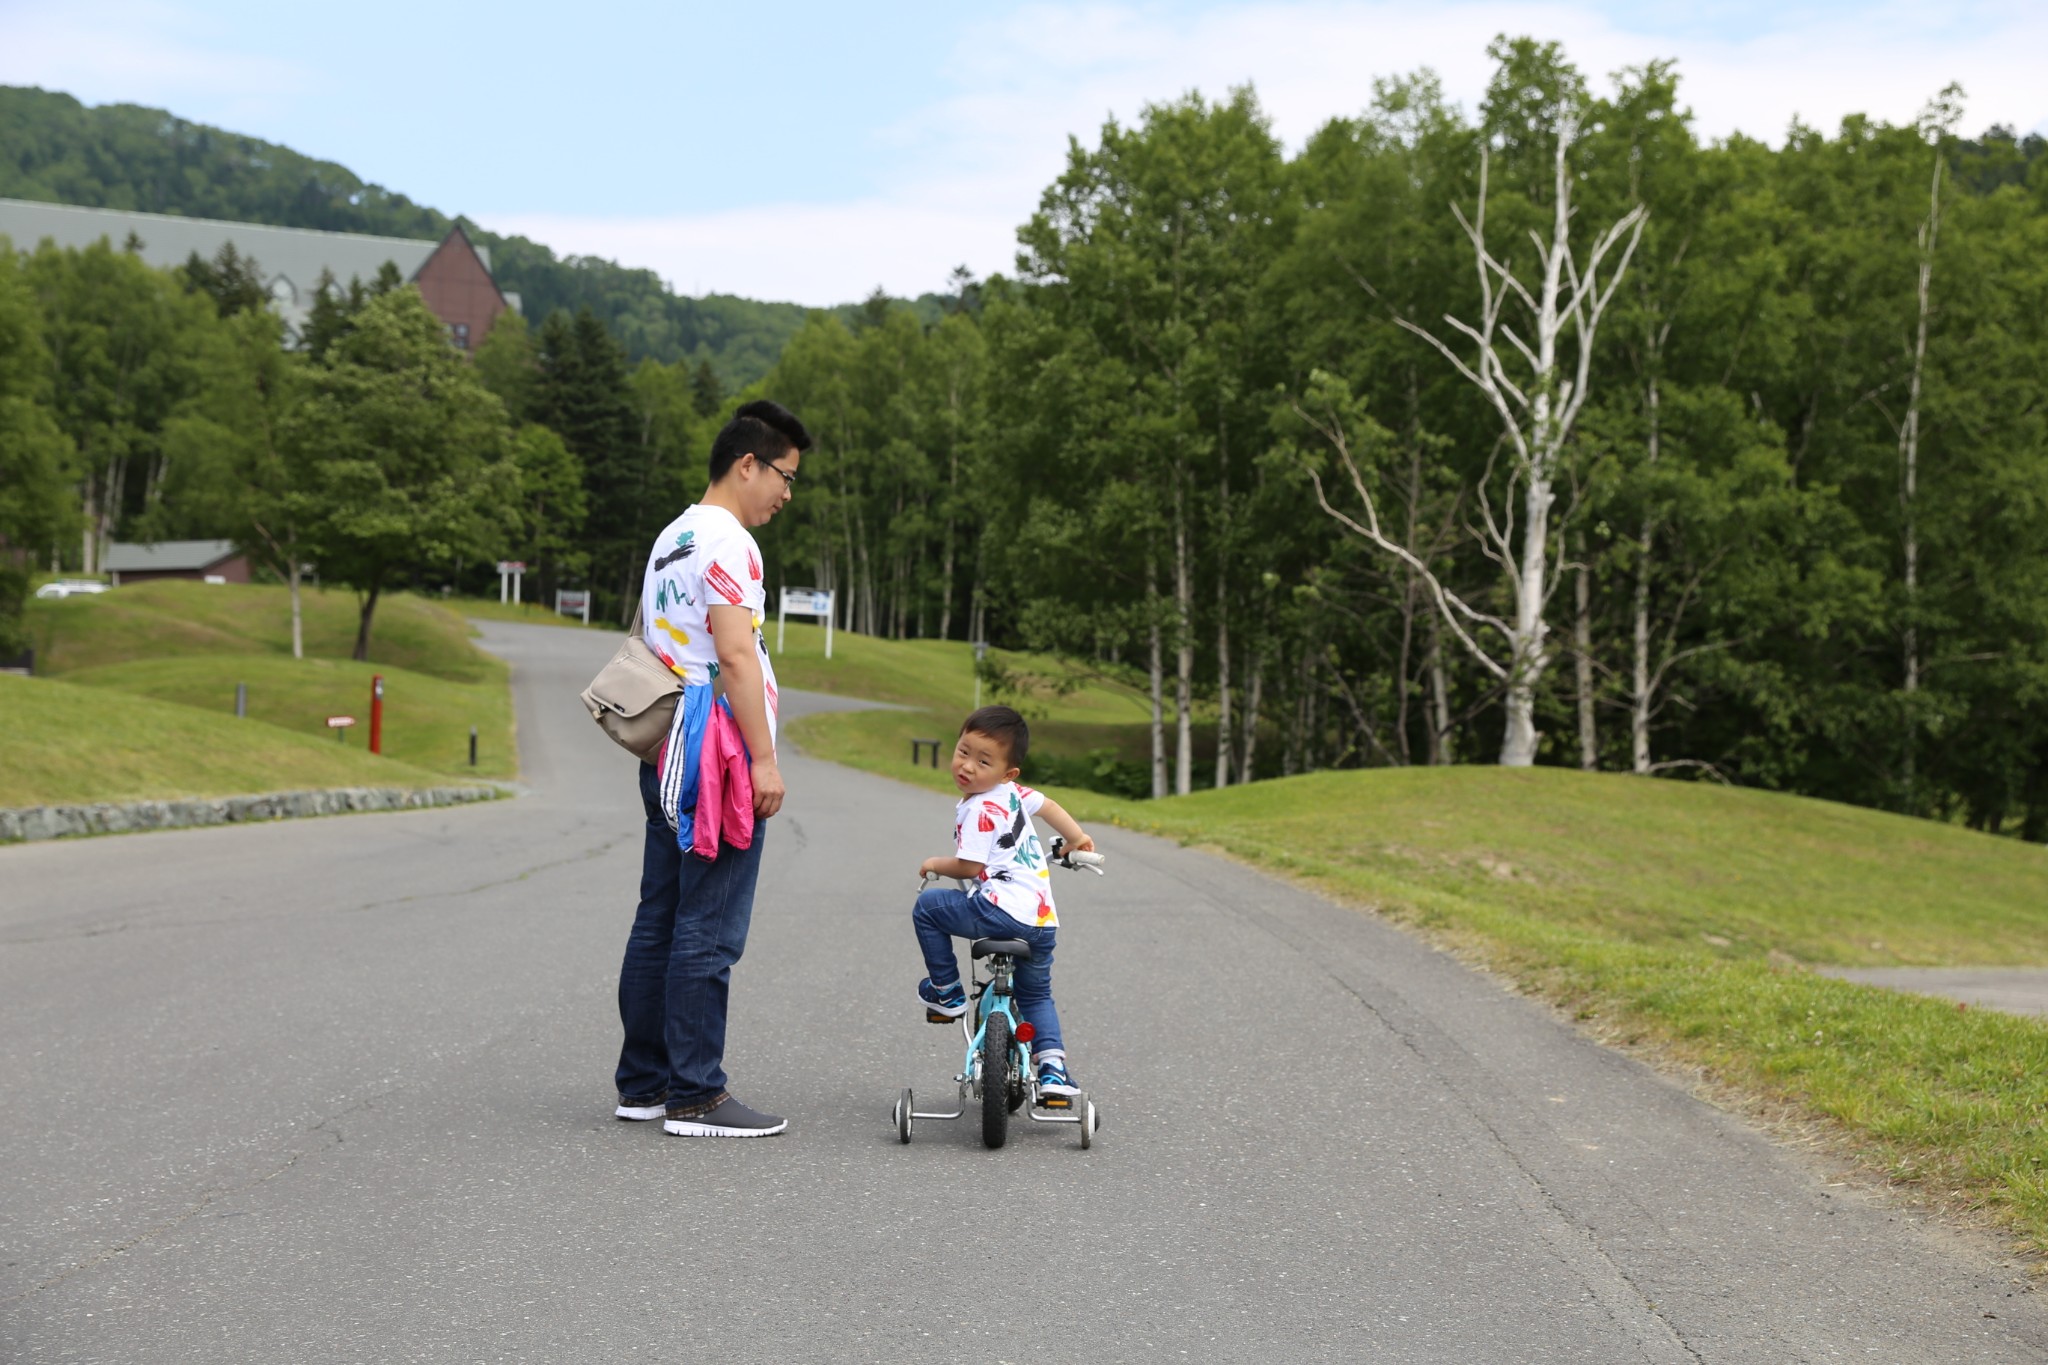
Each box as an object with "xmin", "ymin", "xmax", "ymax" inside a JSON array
[{"xmin": 952, "ymin": 728, "xmax": 1019, "ymax": 796}]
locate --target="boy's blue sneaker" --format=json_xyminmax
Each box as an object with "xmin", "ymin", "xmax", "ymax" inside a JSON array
[
  {"xmin": 918, "ymin": 977, "xmax": 967, "ymax": 1022},
  {"xmin": 1036, "ymin": 1059, "xmax": 1078, "ymax": 1108}
]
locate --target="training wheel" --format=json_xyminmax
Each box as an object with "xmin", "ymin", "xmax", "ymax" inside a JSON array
[
  {"xmin": 895, "ymin": 1088, "xmax": 914, "ymax": 1144},
  {"xmin": 1078, "ymin": 1093, "xmax": 1097, "ymax": 1150}
]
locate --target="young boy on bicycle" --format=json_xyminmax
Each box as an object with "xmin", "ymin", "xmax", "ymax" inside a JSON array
[{"xmin": 913, "ymin": 705, "xmax": 1094, "ymax": 1100}]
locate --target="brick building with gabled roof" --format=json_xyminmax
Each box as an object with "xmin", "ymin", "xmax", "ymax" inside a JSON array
[{"xmin": 0, "ymin": 197, "xmax": 518, "ymax": 352}]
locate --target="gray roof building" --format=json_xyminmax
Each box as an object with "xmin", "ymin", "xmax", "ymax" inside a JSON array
[
  {"xmin": 0, "ymin": 198, "xmax": 520, "ymax": 348},
  {"xmin": 102, "ymin": 539, "xmax": 249, "ymax": 586}
]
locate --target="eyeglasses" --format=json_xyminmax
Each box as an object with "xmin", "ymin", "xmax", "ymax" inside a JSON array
[{"xmin": 758, "ymin": 457, "xmax": 798, "ymax": 490}]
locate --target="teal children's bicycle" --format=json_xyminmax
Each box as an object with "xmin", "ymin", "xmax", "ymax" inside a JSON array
[{"xmin": 893, "ymin": 839, "xmax": 1105, "ymax": 1151}]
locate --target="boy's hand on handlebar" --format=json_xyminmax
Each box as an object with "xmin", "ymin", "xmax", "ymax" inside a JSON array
[{"xmin": 1066, "ymin": 832, "xmax": 1096, "ymax": 855}]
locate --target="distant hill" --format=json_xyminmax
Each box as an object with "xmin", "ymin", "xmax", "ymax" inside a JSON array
[{"xmin": 0, "ymin": 85, "xmax": 952, "ymax": 384}]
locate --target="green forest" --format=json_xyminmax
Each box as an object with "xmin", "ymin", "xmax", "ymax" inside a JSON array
[
  {"xmin": 0, "ymin": 84, "xmax": 950, "ymax": 383},
  {"xmin": 3, "ymin": 38, "xmax": 2046, "ymax": 840}
]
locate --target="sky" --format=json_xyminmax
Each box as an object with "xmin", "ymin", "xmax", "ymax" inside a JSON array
[{"xmin": 2, "ymin": 0, "xmax": 2043, "ymax": 306}]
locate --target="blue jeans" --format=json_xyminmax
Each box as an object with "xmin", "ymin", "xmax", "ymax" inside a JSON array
[
  {"xmin": 912, "ymin": 886, "xmax": 1063, "ymax": 1058},
  {"xmin": 616, "ymin": 760, "xmax": 766, "ymax": 1115}
]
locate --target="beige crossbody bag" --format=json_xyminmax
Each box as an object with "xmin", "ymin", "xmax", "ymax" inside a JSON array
[{"xmin": 580, "ymin": 607, "xmax": 685, "ymax": 763}]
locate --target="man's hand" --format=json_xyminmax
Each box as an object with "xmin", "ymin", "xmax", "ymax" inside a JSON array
[{"xmin": 752, "ymin": 755, "xmax": 785, "ymax": 819}]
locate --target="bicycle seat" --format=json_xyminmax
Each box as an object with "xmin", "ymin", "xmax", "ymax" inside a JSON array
[{"xmin": 970, "ymin": 937, "xmax": 1033, "ymax": 961}]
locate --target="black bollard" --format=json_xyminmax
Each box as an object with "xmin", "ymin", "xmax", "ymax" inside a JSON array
[{"xmin": 469, "ymin": 726, "xmax": 478, "ymax": 767}]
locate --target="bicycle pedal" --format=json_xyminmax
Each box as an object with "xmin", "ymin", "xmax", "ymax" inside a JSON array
[
  {"xmin": 925, "ymin": 1009, "xmax": 960, "ymax": 1024},
  {"xmin": 1038, "ymin": 1094, "xmax": 1073, "ymax": 1110}
]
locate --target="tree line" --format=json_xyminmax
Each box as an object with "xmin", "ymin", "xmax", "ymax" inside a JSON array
[
  {"xmin": 4, "ymin": 39, "xmax": 2043, "ymax": 840},
  {"xmin": 754, "ymin": 39, "xmax": 2048, "ymax": 837},
  {"xmin": 0, "ymin": 230, "xmax": 733, "ymax": 661}
]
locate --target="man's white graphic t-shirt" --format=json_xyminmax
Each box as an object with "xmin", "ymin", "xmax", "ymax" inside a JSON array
[
  {"xmin": 954, "ymin": 781, "xmax": 1056, "ymax": 928},
  {"xmin": 639, "ymin": 503, "xmax": 778, "ymax": 744}
]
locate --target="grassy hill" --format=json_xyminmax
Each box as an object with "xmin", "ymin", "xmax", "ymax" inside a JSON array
[
  {"xmin": 0, "ymin": 672, "xmax": 452, "ymax": 805},
  {"xmin": 8, "ymin": 581, "xmax": 517, "ymax": 804},
  {"xmin": 790, "ymin": 696, "xmax": 2048, "ymax": 1257},
  {"xmin": 771, "ymin": 620, "xmax": 1160, "ymax": 795}
]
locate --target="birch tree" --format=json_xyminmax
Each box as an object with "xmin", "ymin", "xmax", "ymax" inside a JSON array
[
  {"xmin": 1896, "ymin": 84, "xmax": 1963, "ymax": 794},
  {"xmin": 1304, "ymin": 47, "xmax": 1645, "ymax": 765}
]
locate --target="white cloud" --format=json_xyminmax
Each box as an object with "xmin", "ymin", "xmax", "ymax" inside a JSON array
[
  {"xmin": 17, "ymin": 0, "xmax": 2037, "ymax": 307},
  {"xmin": 483, "ymin": 2, "xmax": 2048, "ymax": 305},
  {"xmin": 484, "ymin": 200, "xmax": 1013, "ymax": 308}
]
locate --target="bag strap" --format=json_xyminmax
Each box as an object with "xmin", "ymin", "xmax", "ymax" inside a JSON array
[{"xmin": 628, "ymin": 594, "xmax": 727, "ymax": 703}]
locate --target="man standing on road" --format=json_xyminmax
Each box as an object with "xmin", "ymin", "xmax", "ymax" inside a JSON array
[{"xmin": 613, "ymin": 399, "xmax": 812, "ymax": 1137}]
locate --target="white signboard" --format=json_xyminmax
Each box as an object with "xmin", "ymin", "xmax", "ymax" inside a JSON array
[
  {"xmin": 776, "ymin": 587, "xmax": 836, "ymax": 659},
  {"xmin": 555, "ymin": 589, "xmax": 591, "ymax": 624},
  {"xmin": 496, "ymin": 560, "xmax": 526, "ymax": 605}
]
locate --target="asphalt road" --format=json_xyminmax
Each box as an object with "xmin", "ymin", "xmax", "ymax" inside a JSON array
[
  {"xmin": 3, "ymin": 620, "xmax": 2043, "ymax": 1363},
  {"xmin": 1820, "ymin": 966, "xmax": 2048, "ymax": 1018}
]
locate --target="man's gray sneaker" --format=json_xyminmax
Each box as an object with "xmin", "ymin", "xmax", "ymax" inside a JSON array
[{"xmin": 664, "ymin": 1096, "xmax": 788, "ymax": 1137}]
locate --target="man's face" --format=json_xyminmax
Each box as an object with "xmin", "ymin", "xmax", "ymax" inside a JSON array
[{"xmin": 738, "ymin": 448, "xmax": 800, "ymax": 528}]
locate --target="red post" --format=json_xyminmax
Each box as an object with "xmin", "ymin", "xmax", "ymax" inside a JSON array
[{"xmin": 369, "ymin": 674, "xmax": 385, "ymax": 755}]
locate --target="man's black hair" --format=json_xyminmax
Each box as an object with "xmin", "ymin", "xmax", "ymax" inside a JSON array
[
  {"xmin": 961, "ymin": 705, "xmax": 1029, "ymax": 770},
  {"xmin": 709, "ymin": 399, "xmax": 813, "ymax": 482}
]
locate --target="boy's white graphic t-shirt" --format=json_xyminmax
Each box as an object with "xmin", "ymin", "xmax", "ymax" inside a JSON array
[
  {"xmin": 954, "ymin": 781, "xmax": 1056, "ymax": 928},
  {"xmin": 638, "ymin": 503, "xmax": 779, "ymax": 744}
]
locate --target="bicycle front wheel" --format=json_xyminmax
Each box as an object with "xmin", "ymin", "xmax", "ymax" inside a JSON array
[{"xmin": 980, "ymin": 1012, "xmax": 1012, "ymax": 1150}]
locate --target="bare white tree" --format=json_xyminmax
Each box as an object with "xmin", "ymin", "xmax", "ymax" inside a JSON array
[
  {"xmin": 1898, "ymin": 83, "xmax": 1963, "ymax": 792},
  {"xmin": 1306, "ymin": 115, "xmax": 1646, "ymax": 765}
]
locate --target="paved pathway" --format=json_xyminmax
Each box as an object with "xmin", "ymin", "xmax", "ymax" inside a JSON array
[
  {"xmin": 3, "ymin": 621, "xmax": 2044, "ymax": 1361},
  {"xmin": 1820, "ymin": 967, "xmax": 2048, "ymax": 1018}
]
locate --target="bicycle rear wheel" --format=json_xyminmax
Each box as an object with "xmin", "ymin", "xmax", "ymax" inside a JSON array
[{"xmin": 980, "ymin": 1013, "xmax": 1011, "ymax": 1149}]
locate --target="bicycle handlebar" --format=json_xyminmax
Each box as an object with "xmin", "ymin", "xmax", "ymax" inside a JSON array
[{"xmin": 1048, "ymin": 838, "xmax": 1107, "ymax": 875}]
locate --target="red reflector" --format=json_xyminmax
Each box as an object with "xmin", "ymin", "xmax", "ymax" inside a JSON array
[{"xmin": 1015, "ymin": 1022, "xmax": 1036, "ymax": 1042}]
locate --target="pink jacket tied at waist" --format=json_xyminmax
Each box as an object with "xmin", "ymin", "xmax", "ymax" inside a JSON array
[{"xmin": 692, "ymin": 699, "xmax": 754, "ymax": 858}]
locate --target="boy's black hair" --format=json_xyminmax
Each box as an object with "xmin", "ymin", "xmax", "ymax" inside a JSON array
[
  {"xmin": 709, "ymin": 399, "xmax": 813, "ymax": 482},
  {"xmin": 961, "ymin": 705, "xmax": 1029, "ymax": 770}
]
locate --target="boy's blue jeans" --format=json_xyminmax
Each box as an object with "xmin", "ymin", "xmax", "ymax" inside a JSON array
[
  {"xmin": 912, "ymin": 885, "xmax": 1064, "ymax": 1059},
  {"xmin": 615, "ymin": 759, "xmax": 766, "ymax": 1115}
]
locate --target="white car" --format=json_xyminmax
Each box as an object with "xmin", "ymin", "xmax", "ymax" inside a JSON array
[{"xmin": 33, "ymin": 580, "xmax": 112, "ymax": 600}]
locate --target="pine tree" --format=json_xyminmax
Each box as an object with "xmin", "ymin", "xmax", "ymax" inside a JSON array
[
  {"xmin": 689, "ymin": 358, "xmax": 724, "ymax": 418},
  {"xmin": 533, "ymin": 309, "xmax": 639, "ymax": 617}
]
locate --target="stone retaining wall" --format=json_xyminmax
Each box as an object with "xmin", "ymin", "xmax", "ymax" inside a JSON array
[{"xmin": 0, "ymin": 785, "xmax": 504, "ymax": 843}]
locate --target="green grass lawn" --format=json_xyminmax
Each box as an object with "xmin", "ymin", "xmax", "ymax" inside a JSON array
[
  {"xmin": 25, "ymin": 579, "xmax": 502, "ymax": 681},
  {"xmin": 1, "ymin": 673, "xmax": 454, "ymax": 805},
  {"xmin": 791, "ymin": 713, "xmax": 2048, "ymax": 1257},
  {"xmin": 451, "ymin": 596, "xmax": 610, "ymax": 631},
  {"xmin": 60, "ymin": 653, "xmax": 515, "ymax": 780},
  {"xmin": 770, "ymin": 619, "xmax": 1156, "ymax": 720},
  {"xmin": 5, "ymin": 580, "xmax": 517, "ymax": 804}
]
